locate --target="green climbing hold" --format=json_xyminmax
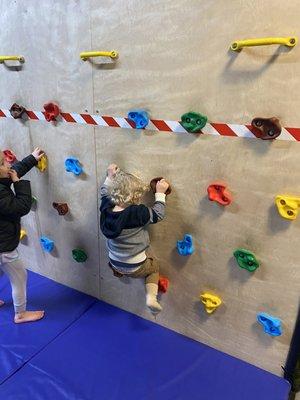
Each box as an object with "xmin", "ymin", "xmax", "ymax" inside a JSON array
[
  {"xmin": 72, "ymin": 248, "xmax": 88, "ymax": 263},
  {"xmin": 180, "ymin": 111, "xmax": 208, "ymax": 133},
  {"xmin": 31, "ymin": 196, "xmax": 37, "ymax": 205},
  {"xmin": 233, "ymin": 248, "xmax": 259, "ymax": 272}
]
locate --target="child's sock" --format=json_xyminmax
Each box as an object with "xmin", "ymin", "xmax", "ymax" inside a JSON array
[{"xmin": 146, "ymin": 283, "xmax": 162, "ymax": 313}]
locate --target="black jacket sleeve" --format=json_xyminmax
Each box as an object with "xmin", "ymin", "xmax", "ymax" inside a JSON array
[
  {"xmin": 12, "ymin": 155, "xmax": 38, "ymax": 178},
  {"xmin": 0, "ymin": 181, "xmax": 32, "ymax": 218}
]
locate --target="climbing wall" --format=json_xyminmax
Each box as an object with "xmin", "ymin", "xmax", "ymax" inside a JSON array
[{"xmin": 0, "ymin": 0, "xmax": 299, "ymax": 375}]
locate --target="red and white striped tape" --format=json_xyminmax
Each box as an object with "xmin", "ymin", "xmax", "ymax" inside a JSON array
[{"xmin": 1, "ymin": 108, "xmax": 300, "ymax": 141}]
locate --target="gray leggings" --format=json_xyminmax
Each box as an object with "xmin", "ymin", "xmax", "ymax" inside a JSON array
[{"xmin": 0, "ymin": 250, "xmax": 27, "ymax": 313}]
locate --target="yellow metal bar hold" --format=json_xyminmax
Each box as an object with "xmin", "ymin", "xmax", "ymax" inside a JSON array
[
  {"xmin": 80, "ymin": 50, "xmax": 118, "ymax": 61},
  {"xmin": 230, "ymin": 37, "xmax": 297, "ymax": 51},
  {"xmin": 0, "ymin": 55, "xmax": 25, "ymax": 63}
]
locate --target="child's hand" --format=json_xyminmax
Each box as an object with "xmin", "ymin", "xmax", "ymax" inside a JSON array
[
  {"xmin": 107, "ymin": 164, "xmax": 119, "ymax": 179},
  {"xmin": 32, "ymin": 147, "xmax": 45, "ymax": 161},
  {"xmin": 8, "ymin": 169, "xmax": 20, "ymax": 183},
  {"xmin": 156, "ymin": 179, "xmax": 169, "ymax": 194}
]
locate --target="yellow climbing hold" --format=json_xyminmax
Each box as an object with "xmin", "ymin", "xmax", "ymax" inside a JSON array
[
  {"xmin": 275, "ymin": 195, "xmax": 300, "ymax": 221},
  {"xmin": 37, "ymin": 155, "xmax": 47, "ymax": 172},
  {"xmin": 20, "ymin": 229, "xmax": 27, "ymax": 240},
  {"xmin": 200, "ymin": 293, "xmax": 222, "ymax": 314}
]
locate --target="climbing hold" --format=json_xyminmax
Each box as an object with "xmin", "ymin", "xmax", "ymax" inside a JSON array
[
  {"xmin": 40, "ymin": 236, "xmax": 54, "ymax": 252},
  {"xmin": 127, "ymin": 109, "xmax": 149, "ymax": 129},
  {"xmin": 65, "ymin": 157, "xmax": 83, "ymax": 176},
  {"xmin": 72, "ymin": 249, "xmax": 88, "ymax": 263},
  {"xmin": 251, "ymin": 117, "xmax": 282, "ymax": 140},
  {"xmin": 200, "ymin": 293, "xmax": 222, "ymax": 314},
  {"xmin": 207, "ymin": 182, "xmax": 232, "ymax": 206},
  {"xmin": 3, "ymin": 149, "xmax": 17, "ymax": 164},
  {"xmin": 20, "ymin": 229, "xmax": 27, "ymax": 240},
  {"xmin": 257, "ymin": 312, "xmax": 282, "ymax": 337},
  {"xmin": 158, "ymin": 276, "xmax": 169, "ymax": 293},
  {"xmin": 177, "ymin": 234, "xmax": 194, "ymax": 256},
  {"xmin": 150, "ymin": 177, "xmax": 172, "ymax": 195},
  {"xmin": 43, "ymin": 102, "xmax": 60, "ymax": 122},
  {"xmin": 52, "ymin": 202, "xmax": 69, "ymax": 216},
  {"xmin": 230, "ymin": 36, "xmax": 297, "ymax": 51},
  {"xmin": 80, "ymin": 50, "xmax": 118, "ymax": 60},
  {"xmin": 31, "ymin": 196, "xmax": 37, "ymax": 205},
  {"xmin": 180, "ymin": 111, "xmax": 208, "ymax": 133},
  {"xmin": 275, "ymin": 195, "xmax": 300, "ymax": 220},
  {"xmin": 233, "ymin": 248, "xmax": 259, "ymax": 272},
  {"xmin": 9, "ymin": 103, "xmax": 26, "ymax": 119},
  {"xmin": 36, "ymin": 155, "xmax": 47, "ymax": 172},
  {"xmin": 0, "ymin": 55, "xmax": 25, "ymax": 63}
]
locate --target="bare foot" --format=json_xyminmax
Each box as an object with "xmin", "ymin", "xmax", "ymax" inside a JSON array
[
  {"xmin": 14, "ymin": 310, "xmax": 45, "ymax": 324},
  {"xmin": 0, "ymin": 300, "xmax": 4, "ymax": 307}
]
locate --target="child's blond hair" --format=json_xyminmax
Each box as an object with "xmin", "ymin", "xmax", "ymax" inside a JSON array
[{"xmin": 110, "ymin": 170, "xmax": 149, "ymax": 206}]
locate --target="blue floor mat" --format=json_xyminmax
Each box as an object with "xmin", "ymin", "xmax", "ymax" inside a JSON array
[
  {"xmin": 0, "ymin": 272, "xmax": 290, "ymax": 400},
  {"xmin": 0, "ymin": 271, "xmax": 96, "ymax": 384}
]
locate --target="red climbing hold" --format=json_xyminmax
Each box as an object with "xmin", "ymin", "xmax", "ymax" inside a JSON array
[
  {"xmin": 158, "ymin": 276, "xmax": 169, "ymax": 293},
  {"xmin": 43, "ymin": 102, "xmax": 60, "ymax": 122},
  {"xmin": 207, "ymin": 182, "xmax": 232, "ymax": 206},
  {"xmin": 3, "ymin": 149, "xmax": 17, "ymax": 163}
]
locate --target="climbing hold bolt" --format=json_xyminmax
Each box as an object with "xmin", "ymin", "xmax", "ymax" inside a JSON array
[
  {"xmin": 251, "ymin": 117, "xmax": 282, "ymax": 140},
  {"xmin": 275, "ymin": 195, "xmax": 300, "ymax": 220},
  {"xmin": 180, "ymin": 111, "xmax": 208, "ymax": 133},
  {"xmin": 40, "ymin": 236, "xmax": 54, "ymax": 252},
  {"xmin": 177, "ymin": 234, "xmax": 194, "ymax": 256},
  {"xmin": 65, "ymin": 157, "xmax": 83, "ymax": 176},
  {"xmin": 207, "ymin": 182, "xmax": 232, "ymax": 206},
  {"xmin": 9, "ymin": 103, "xmax": 26, "ymax": 119},
  {"xmin": 127, "ymin": 109, "xmax": 149, "ymax": 129},
  {"xmin": 3, "ymin": 149, "xmax": 17, "ymax": 164},
  {"xmin": 150, "ymin": 177, "xmax": 172, "ymax": 195},
  {"xmin": 200, "ymin": 293, "xmax": 222, "ymax": 314},
  {"xmin": 233, "ymin": 248, "xmax": 259, "ymax": 272},
  {"xmin": 43, "ymin": 102, "xmax": 60, "ymax": 122},
  {"xmin": 52, "ymin": 202, "xmax": 69, "ymax": 216},
  {"xmin": 257, "ymin": 312, "xmax": 282, "ymax": 337},
  {"xmin": 72, "ymin": 249, "xmax": 88, "ymax": 263},
  {"xmin": 158, "ymin": 276, "xmax": 169, "ymax": 293}
]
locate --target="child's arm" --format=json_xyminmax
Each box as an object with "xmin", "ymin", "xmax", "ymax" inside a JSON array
[
  {"xmin": 100, "ymin": 164, "xmax": 118, "ymax": 199},
  {"xmin": 0, "ymin": 170, "xmax": 32, "ymax": 218},
  {"xmin": 12, "ymin": 147, "xmax": 44, "ymax": 178}
]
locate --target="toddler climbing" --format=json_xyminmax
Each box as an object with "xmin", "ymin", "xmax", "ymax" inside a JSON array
[
  {"xmin": 0, "ymin": 147, "xmax": 45, "ymax": 323},
  {"xmin": 100, "ymin": 164, "xmax": 169, "ymax": 313}
]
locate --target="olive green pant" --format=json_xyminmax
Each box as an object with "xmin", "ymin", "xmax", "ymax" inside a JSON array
[{"xmin": 109, "ymin": 257, "xmax": 159, "ymax": 285}]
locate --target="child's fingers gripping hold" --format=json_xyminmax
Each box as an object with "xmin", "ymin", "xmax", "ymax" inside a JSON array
[
  {"xmin": 156, "ymin": 178, "xmax": 170, "ymax": 194},
  {"xmin": 107, "ymin": 163, "xmax": 119, "ymax": 179},
  {"xmin": 32, "ymin": 147, "xmax": 45, "ymax": 161}
]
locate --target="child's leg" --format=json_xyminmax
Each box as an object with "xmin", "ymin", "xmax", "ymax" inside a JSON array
[
  {"xmin": 0, "ymin": 253, "xmax": 44, "ymax": 323},
  {"xmin": 130, "ymin": 257, "xmax": 162, "ymax": 313}
]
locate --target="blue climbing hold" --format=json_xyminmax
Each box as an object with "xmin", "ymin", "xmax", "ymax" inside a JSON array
[
  {"xmin": 177, "ymin": 234, "xmax": 194, "ymax": 256},
  {"xmin": 40, "ymin": 236, "xmax": 54, "ymax": 253},
  {"xmin": 257, "ymin": 312, "xmax": 282, "ymax": 337},
  {"xmin": 127, "ymin": 109, "xmax": 149, "ymax": 129},
  {"xmin": 65, "ymin": 157, "xmax": 83, "ymax": 176}
]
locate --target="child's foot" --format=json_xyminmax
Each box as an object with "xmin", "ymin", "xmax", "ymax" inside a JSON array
[
  {"xmin": 14, "ymin": 310, "xmax": 45, "ymax": 324},
  {"xmin": 0, "ymin": 300, "xmax": 4, "ymax": 307},
  {"xmin": 146, "ymin": 296, "xmax": 162, "ymax": 313},
  {"xmin": 146, "ymin": 283, "xmax": 162, "ymax": 313}
]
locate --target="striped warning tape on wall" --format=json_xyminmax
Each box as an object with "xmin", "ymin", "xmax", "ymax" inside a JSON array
[{"xmin": 1, "ymin": 108, "xmax": 300, "ymax": 141}]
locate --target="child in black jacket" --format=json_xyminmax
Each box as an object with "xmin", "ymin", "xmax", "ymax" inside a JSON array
[{"xmin": 0, "ymin": 147, "xmax": 45, "ymax": 323}]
